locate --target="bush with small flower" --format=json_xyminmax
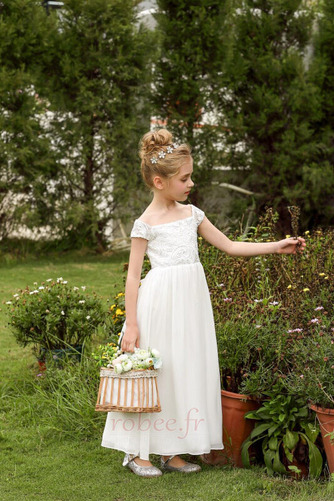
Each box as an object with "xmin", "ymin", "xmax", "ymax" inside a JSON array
[
  {"xmin": 199, "ymin": 208, "xmax": 333, "ymax": 476},
  {"xmin": 92, "ymin": 344, "xmax": 162, "ymax": 373},
  {"xmin": 199, "ymin": 208, "xmax": 334, "ymax": 398},
  {"xmin": 285, "ymin": 324, "xmax": 334, "ymax": 410},
  {"xmin": 6, "ymin": 277, "xmax": 106, "ymax": 358}
]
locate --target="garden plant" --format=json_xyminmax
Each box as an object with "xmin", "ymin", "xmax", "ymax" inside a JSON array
[
  {"xmin": 6, "ymin": 276, "xmax": 106, "ymax": 362},
  {"xmin": 241, "ymin": 387, "xmax": 323, "ymax": 479},
  {"xmin": 198, "ymin": 208, "xmax": 333, "ymax": 477}
]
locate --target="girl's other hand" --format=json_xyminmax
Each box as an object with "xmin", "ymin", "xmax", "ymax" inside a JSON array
[
  {"xmin": 276, "ymin": 237, "xmax": 306, "ymax": 255},
  {"xmin": 121, "ymin": 325, "xmax": 140, "ymax": 353}
]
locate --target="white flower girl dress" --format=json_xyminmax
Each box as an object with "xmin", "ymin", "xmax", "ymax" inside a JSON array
[{"xmin": 102, "ymin": 205, "xmax": 223, "ymax": 459}]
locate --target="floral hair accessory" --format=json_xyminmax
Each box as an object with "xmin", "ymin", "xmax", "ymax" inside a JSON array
[{"xmin": 150, "ymin": 143, "xmax": 179, "ymax": 164}]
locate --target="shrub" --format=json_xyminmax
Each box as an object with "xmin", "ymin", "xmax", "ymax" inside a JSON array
[
  {"xmin": 199, "ymin": 209, "xmax": 334, "ymax": 396},
  {"xmin": 6, "ymin": 277, "xmax": 106, "ymax": 358}
]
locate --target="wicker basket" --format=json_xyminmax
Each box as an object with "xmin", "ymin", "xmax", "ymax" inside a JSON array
[{"xmin": 95, "ymin": 367, "xmax": 161, "ymax": 413}]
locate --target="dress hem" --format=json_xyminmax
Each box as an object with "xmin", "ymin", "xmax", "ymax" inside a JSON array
[{"xmin": 101, "ymin": 442, "xmax": 224, "ymax": 457}]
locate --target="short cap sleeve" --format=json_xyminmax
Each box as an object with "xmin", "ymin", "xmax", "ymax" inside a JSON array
[
  {"xmin": 192, "ymin": 205, "xmax": 205, "ymax": 226},
  {"xmin": 130, "ymin": 219, "xmax": 151, "ymax": 241}
]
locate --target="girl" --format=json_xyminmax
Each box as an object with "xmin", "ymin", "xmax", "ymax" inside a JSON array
[{"xmin": 101, "ymin": 129, "xmax": 306, "ymax": 477}]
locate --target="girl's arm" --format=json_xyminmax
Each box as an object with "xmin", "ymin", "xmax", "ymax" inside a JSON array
[
  {"xmin": 198, "ymin": 217, "xmax": 306, "ymax": 257},
  {"xmin": 121, "ymin": 237, "xmax": 147, "ymax": 352}
]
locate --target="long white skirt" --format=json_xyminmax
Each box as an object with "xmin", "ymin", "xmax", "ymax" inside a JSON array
[{"xmin": 101, "ymin": 262, "xmax": 223, "ymax": 459}]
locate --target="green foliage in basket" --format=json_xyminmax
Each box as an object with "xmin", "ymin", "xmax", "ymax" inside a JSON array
[
  {"xmin": 6, "ymin": 278, "xmax": 106, "ymax": 354},
  {"xmin": 91, "ymin": 342, "xmax": 119, "ymax": 367},
  {"xmin": 92, "ymin": 344, "xmax": 162, "ymax": 373},
  {"xmin": 241, "ymin": 388, "xmax": 323, "ymax": 479}
]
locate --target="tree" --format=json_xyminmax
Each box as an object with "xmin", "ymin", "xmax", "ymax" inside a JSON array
[
  {"xmin": 40, "ymin": 0, "xmax": 153, "ymax": 250},
  {"xmin": 0, "ymin": 0, "xmax": 57, "ymax": 239},
  {"xmin": 306, "ymin": 0, "xmax": 334, "ymax": 227},
  {"xmin": 216, "ymin": 0, "xmax": 322, "ymax": 232},
  {"xmin": 154, "ymin": 0, "xmax": 232, "ymax": 199}
]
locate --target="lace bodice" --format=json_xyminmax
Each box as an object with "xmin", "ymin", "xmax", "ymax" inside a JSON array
[{"xmin": 130, "ymin": 205, "xmax": 205, "ymax": 268}]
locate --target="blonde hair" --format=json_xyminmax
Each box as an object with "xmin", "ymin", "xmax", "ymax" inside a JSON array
[{"xmin": 139, "ymin": 129, "xmax": 192, "ymax": 188}]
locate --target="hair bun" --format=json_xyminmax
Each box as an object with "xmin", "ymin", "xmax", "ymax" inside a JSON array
[{"xmin": 139, "ymin": 129, "xmax": 173, "ymax": 159}]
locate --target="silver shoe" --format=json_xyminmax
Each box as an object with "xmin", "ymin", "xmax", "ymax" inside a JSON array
[
  {"xmin": 161, "ymin": 455, "xmax": 201, "ymax": 473},
  {"xmin": 123, "ymin": 453, "xmax": 162, "ymax": 478}
]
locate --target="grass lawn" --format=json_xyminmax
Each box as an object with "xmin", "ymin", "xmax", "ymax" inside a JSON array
[{"xmin": 0, "ymin": 253, "xmax": 333, "ymax": 501}]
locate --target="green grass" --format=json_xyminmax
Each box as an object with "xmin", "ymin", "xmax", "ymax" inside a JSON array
[{"xmin": 0, "ymin": 252, "xmax": 333, "ymax": 501}]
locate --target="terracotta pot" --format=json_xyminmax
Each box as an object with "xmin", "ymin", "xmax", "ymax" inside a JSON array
[
  {"xmin": 310, "ymin": 404, "xmax": 334, "ymax": 473},
  {"xmin": 201, "ymin": 389, "xmax": 261, "ymax": 467}
]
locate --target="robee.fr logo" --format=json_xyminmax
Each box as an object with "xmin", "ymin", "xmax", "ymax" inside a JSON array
[{"xmin": 107, "ymin": 407, "xmax": 204, "ymax": 439}]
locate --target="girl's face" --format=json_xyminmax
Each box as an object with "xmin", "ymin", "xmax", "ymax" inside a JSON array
[{"xmin": 163, "ymin": 158, "xmax": 194, "ymax": 201}]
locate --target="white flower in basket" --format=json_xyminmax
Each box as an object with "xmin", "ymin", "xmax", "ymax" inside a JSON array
[{"xmin": 95, "ymin": 347, "xmax": 162, "ymax": 413}]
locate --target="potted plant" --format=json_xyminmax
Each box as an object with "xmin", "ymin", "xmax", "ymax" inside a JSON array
[
  {"xmin": 285, "ymin": 324, "xmax": 334, "ymax": 474},
  {"xmin": 6, "ymin": 277, "xmax": 106, "ymax": 367},
  {"xmin": 241, "ymin": 386, "xmax": 323, "ymax": 479},
  {"xmin": 198, "ymin": 210, "xmax": 334, "ymax": 469},
  {"xmin": 199, "ymin": 215, "xmax": 293, "ymax": 468},
  {"xmin": 204, "ymin": 321, "xmax": 269, "ymax": 467},
  {"xmin": 199, "ymin": 237, "xmax": 287, "ymax": 467}
]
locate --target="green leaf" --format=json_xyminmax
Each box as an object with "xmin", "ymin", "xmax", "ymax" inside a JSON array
[
  {"xmin": 301, "ymin": 434, "xmax": 323, "ymax": 479},
  {"xmin": 302, "ymin": 422, "xmax": 320, "ymax": 443},
  {"xmin": 283, "ymin": 444, "xmax": 294, "ymax": 462},
  {"xmin": 268, "ymin": 423, "xmax": 280, "ymax": 436},
  {"xmin": 244, "ymin": 411, "xmax": 261, "ymax": 420},
  {"xmin": 250, "ymin": 422, "xmax": 272, "ymax": 439},
  {"xmin": 273, "ymin": 449, "xmax": 287, "ymax": 474},
  {"xmin": 288, "ymin": 465, "xmax": 302, "ymax": 474},
  {"xmin": 241, "ymin": 438, "xmax": 252, "ymax": 467},
  {"xmin": 263, "ymin": 449, "xmax": 275, "ymax": 475},
  {"xmin": 283, "ymin": 430, "xmax": 299, "ymax": 450},
  {"xmin": 296, "ymin": 408, "xmax": 308, "ymax": 418},
  {"xmin": 268, "ymin": 436, "xmax": 278, "ymax": 451}
]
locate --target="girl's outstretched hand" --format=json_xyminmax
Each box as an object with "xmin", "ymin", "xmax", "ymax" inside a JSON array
[
  {"xmin": 276, "ymin": 237, "xmax": 306, "ymax": 255},
  {"xmin": 121, "ymin": 326, "xmax": 140, "ymax": 353}
]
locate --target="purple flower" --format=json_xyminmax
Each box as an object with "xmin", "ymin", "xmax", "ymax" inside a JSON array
[
  {"xmin": 314, "ymin": 306, "xmax": 324, "ymax": 311},
  {"xmin": 310, "ymin": 318, "xmax": 319, "ymax": 324}
]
